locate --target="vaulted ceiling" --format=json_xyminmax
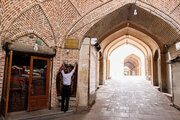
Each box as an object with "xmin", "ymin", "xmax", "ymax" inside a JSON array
[
  {"xmin": 1, "ymin": 0, "xmax": 180, "ymax": 48},
  {"xmin": 85, "ymin": 4, "xmax": 179, "ymax": 45}
]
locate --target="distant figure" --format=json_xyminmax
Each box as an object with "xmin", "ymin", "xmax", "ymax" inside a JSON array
[{"xmin": 60, "ymin": 63, "xmax": 76, "ymax": 112}]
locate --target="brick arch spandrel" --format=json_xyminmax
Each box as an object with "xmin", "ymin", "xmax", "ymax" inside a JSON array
[
  {"xmin": 1, "ymin": 0, "xmax": 37, "ymax": 30},
  {"xmin": 2, "ymin": 4, "xmax": 55, "ymax": 47},
  {"xmin": 40, "ymin": 0, "xmax": 81, "ymax": 47}
]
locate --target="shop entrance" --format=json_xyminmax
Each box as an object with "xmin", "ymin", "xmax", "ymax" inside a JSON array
[{"xmin": 1, "ymin": 51, "xmax": 51, "ymax": 119}]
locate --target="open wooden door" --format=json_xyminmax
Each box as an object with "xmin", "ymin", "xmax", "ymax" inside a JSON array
[
  {"xmin": 1, "ymin": 51, "xmax": 13, "ymax": 120},
  {"xmin": 28, "ymin": 56, "xmax": 50, "ymax": 111}
]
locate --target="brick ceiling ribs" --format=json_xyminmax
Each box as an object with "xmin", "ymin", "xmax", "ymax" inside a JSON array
[
  {"xmin": 69, "ymin": 0, "xmax": 112, "ymax": 16},
  {"xmin": 1, "ymin": 0, "xmax": 180, "ymax": 48},
  {"xmin": 85, "ymin": 3, "xmax": 180, "ymax": 46},
  {"xmin": 2, "ymin": 5, "xmax": 55, "ymax": 47}
]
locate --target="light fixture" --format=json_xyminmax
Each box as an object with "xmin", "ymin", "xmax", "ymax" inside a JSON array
[
  {"xmin": 94, "ymin": 42, "xmax": 101, "ymax": 51},
  {"xmin": 91, "ymin": 38, "xmax": 97, "ymax": 45},
  {"xmin": 66, "ymin": 49, "xmax": 70, "ymax": 54},
  {"xmin": 34, "ymin": 43, "xmax": 38, "ymax": 52},
  {"xmin": 175, "ymin": 41, "xmax": 180, "ymax": 51},
  {"xmin": 134, "ymin": 9, "xmax": 137, "ymax": 15}
]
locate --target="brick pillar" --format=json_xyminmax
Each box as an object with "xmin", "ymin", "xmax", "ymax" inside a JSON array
[
  {"xmin": 0, "ymin": 46, "xmax": 6, "ymax": 101},
  {"xmin": 106, "ymin": 59, "xmax": 110, "ymax": 79},
  {"xmin": 99, "ymin": 56, "xmax": 104, "ymax": 85},
  {"xmin": 148, "ymin": 55, "xmax": 152, "ymax": 80},
  {"xmin": 160, "ymin": 53, "xmax": 167, "ymax": 92},
  {"xmin": 153, "ymin": 50, "xmax": 159, "ymax": 86},
  {"xmin": 77, "ymin": 38, "xmax": 90, "ymax": 111}
]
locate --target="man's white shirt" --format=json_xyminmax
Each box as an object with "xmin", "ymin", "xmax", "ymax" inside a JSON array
[{"xmin": 61, "ymin": 70, "xmax": 75, "ymax": 85}]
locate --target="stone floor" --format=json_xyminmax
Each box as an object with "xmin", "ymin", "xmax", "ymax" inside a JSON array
[{"xmin": 53, "ymin": 77, "xmax": 180, "ymax": 120}]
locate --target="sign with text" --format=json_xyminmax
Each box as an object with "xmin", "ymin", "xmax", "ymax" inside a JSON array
[{"xmin": 65, "ymin": 39, "xmax": 79, "ymax": 49}]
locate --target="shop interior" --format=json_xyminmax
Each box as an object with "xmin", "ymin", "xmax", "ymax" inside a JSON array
[{"xmin": 8, "ymin": 52, "xmax": 48, "ymax": 112}]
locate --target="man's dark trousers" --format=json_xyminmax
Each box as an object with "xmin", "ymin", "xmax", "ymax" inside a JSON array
[{"xmin": 61, "ymin": 85, "xmax": 71, "ymax": 111}]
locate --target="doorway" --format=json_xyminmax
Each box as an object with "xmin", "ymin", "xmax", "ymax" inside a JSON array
[
  {"xmin": 8, "ymin": 53, "xmax": 30, "ymax": 112},
  {"xmin": 1, "ymin": 51, "xmax": 51, "ymax": 119}
]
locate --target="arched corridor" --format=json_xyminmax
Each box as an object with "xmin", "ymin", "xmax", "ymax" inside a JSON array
[
  {"xmin": 0, "ymin": 0, "xmax": 180, "ymax": 119},
  {"xmin": 124, "ymin": 54, "xmax": 142, "ymax": 76},
  {"xmin": 53, "ymin": 78, "xmax": 180, "ymax": 120},
  {"xmin": 109, "ymin": 44, "xmax": 145, "ymax": 78}
]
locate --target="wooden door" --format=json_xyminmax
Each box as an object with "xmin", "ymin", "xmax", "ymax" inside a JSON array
[
  {"xmin": 28, "ymin": 56, "xmax": 50, "ymax": 111},
  {"xmin": 1, "ymin": 51, "xmax": 13, "ymax": 120}
]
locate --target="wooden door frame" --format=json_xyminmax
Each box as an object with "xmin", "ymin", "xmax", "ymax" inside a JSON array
[
  {"xmin": 1, "ymin": 51, "xmax": 13, "ymax": 120},
  {"xmin": 28, "ymin": 56, "xmax": 50, "ymax": 111}
]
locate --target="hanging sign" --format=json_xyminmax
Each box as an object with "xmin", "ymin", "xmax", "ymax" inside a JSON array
[{"xmin": 65, "ymin": 39, "xmax": 79, "ymax": 49}]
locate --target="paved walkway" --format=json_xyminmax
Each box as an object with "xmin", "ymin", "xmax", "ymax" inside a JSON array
[{"xmin": 54, "ymin": 77, "xmax": 180, "ymax": 120}]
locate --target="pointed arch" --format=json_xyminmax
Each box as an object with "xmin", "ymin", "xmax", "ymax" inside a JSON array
[
  {"xmin": 124, "ymin": 54, "xmax": 141, "ymax": 76},
  {"xmin": 2, "ymin": 4, "xmax": 56, "ymax": 47}
]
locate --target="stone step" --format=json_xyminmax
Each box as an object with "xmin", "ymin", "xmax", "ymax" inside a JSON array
[
  {"xmin": 6, "ymin": 108, "xmax": 76, "ymax": 120},
  {"xmin": 153, "ymin": 86, "xmax": 160, "ymax": 91}
]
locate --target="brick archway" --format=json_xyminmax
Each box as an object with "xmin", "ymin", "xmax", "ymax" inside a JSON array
[{"xmin": 124, "ymin": 54, "xmax": 141, "ymax": 76}]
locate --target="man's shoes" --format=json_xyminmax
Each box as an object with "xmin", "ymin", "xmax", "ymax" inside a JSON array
[
  {"xmin": 61, "ymin": 108, "xmax": 64, "ymax": 111},
  {"xmin": 64, "ymin": 108, "xmax": 68, "ymax": 112}
]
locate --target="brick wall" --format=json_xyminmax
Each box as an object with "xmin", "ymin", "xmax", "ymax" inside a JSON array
[
  {"xmin": 1, "ymin": 0, "xmax": 36, "ymax": 30},
  {"xmin": 41, "ymin": 0, "xmax": 80, "ymax": 46},
  {"xmin": 51, "ymin": 47, "xmax": 79, "ymax": 107},
  {"xmin": 141, "ymin": 0, "xmax": 180, "ymax": 15},
  {"xmin": 0, "ymin": 1, "xmax": 4, "ymax": 100},
  {"xmin": 0, "ymin": 1, "xmax": 2, "ymax": 25},
  {"xmin": 0, "ymin": 46, "xmax": 5, "ymax": 100},
  {"xmin": 70, "ymin": 0, "xmax": 111, "ymax": 15},
  {"xmin": 2, "ymin": 4, "xmax": 55, "ymax": 47},
  {"xmin": 12, "ymin": 34, "xmax": 46, "ymax": 46}
]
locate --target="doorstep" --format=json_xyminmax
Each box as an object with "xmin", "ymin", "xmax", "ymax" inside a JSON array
[
  {"xmin": 5, "ymin": 107, "xmax": 76, "ymax": 120},
  {"xmin": 153, "ymin": 86, "xmax": 160, "ymax": 91},
  {"xmin": 163, "ymin": 93, "xmax": 173, "ymax": 102}
]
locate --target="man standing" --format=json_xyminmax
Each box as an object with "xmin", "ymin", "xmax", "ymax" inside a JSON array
[{"xmin": 60, "ymin": 63, "xmax": 76, "ymax": 112}]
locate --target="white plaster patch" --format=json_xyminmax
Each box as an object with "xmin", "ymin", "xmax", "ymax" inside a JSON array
[{"xmin": 82, "ymin": 64, "xmax": 88, "ymax": 67}]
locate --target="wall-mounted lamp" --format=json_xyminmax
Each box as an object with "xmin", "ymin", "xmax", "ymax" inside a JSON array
[
  {"xmin": 34, "ymin": 43, "xmax": 38, "ymax": 52},
  {"xmin": 175, "ymin": 41, "xmax": 180, "ymax": 51},
  {"xmin": 94, "ymin": 42, "xmax": 101, "ymax": 51},
  {"xmin": 134, "ymin": 0, "xmax": 138, "ymax": 16},
  {"xmin": 90, "ymin": 38, "xmax": 101, "ymax": 51},
  {"xmin": 91, "ymin": 38, "xmax": 97, "ymax": 45},
  {"xmin": 33, "ymin": 40, "xmax": 42, "ymax": 52},
  {"xmin": 134, "ymin": 9, "xmax": 137, "ymax": 15},
  {"xmin": 66, "ymin": 49, "xmax": 70, "ymax": 54}
]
